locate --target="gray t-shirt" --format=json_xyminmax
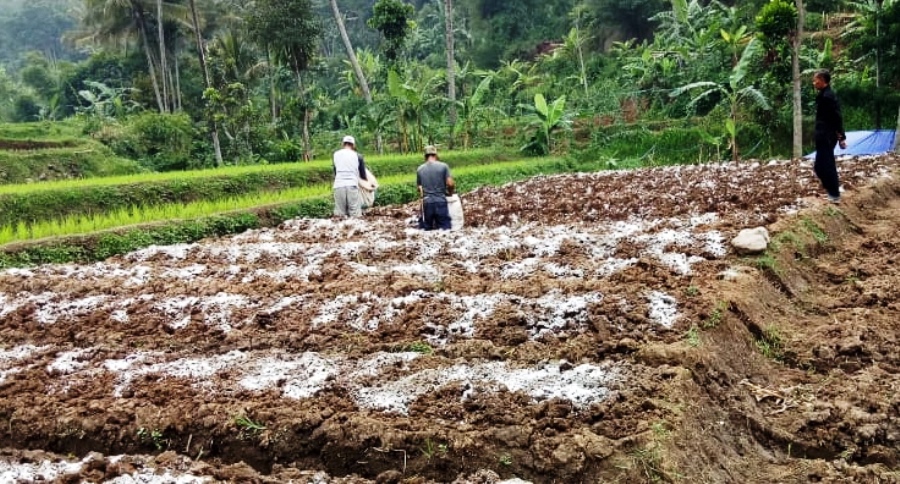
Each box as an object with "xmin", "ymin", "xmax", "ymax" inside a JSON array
[{"xmin": 417, "ymin": 161, "xmax": 451, "ymax": 204}]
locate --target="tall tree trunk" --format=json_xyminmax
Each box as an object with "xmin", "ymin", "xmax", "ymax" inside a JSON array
[
  {"xmin": 894, "ymin": 105, "xmax": 900, "ymax": 153},
  {"xmin": 445, "ymin": 0, "xmax": 456, "ymax": 149},
  {"xmin": 157, "ymin": 0, "xmax": 169, "ymax": 112},
  {"xmin": 295, "ymin": 67, "xmax": 311, "ymax": 161},
  {"xmin": 267, "ymin": 46, "xmax": 278, "ymax": 124},
  {"xmin": 189, "ymin": 0, "xmax": 224, "ymax": 166},
  {"xmin": 135, "ymin": 7, "xmax": 165, "ymax": 112},
  {"xmin": 329, "ymin": 0, "xmax": 381, "ymax": 153},
  {"xmin": 792, "ymin": 0, "xmax": 804, "ymax": 160},
  {"xmin": 330, "ymin": 0, "xmax": 372, "ymax": 103},
  {"xmin": 175, "ymin": 55, "xmax": 182, "ymax": 111},
  {"xmin": 576, "ymin": 29, "xmax": 588, "ymax": 97},
  {"xmin": 876, "ymin": 0, "xmax": 883, "ymax": 88}
]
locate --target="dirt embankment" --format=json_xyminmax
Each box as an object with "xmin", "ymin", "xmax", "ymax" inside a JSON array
[
  {"xmin": 0, "ymin": 157, "xmax": 898, "ymax": 483},
  {"xmin": 656, "ymin": 174, "xmax": 900, "ymax": 483}
]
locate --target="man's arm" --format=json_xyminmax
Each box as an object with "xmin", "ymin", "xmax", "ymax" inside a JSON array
[
  {"xmin": 445, "ymin": 165, "xmax": 455, "ymax": 194},
  {"xmin": 357, "ymin": 154, "xmax": 368, "ymax": 180},
  {"xmin": 827, "ymin": 91, "xmax": 846, "ymax": 142},
  {"xmin": 417, "ymin": 171, "xmax": 423, "ymax": 198}
]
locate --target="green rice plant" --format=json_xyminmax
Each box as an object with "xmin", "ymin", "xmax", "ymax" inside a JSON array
[
  {"xmin": 0, "ymin": 155, "xmax": 608, "ymax": 266},
  {"xmin": 0, "ymin": 148, "xmax": 517, "ymax": 229},
  {"xmin": 0, "ymin": 158, "xmax": 564, "ymax": 244}
]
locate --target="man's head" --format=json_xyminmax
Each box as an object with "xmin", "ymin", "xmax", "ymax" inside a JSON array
[
  {"xmin": 342, "ymin": 135, "xmax": 356, "ymax": 149},
  {"xmin": 812, "ymin": 69, "xmax": 831, "ymax": 90},
  {"xmin": 424, "ymin": 145, "xmax": 438, "ymax": 160}
]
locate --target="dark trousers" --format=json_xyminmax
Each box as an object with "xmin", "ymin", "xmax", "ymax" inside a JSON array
[
  {"xmin": 421, "ymin": 201, "xmax": 451, "ymax": 230},
  {"xmin": 814, "ymin": 132, "xmax": 840, "ymax": 198}
]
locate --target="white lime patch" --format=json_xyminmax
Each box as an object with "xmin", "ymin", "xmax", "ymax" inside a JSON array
[
  {"xmin": 647, "ymin": 291, "xmax": 679, "ymax": 329},
  {"xmin": 0, "ymin": 344, "xmax": 48, "ymax": 384},
  {"xmin": 353, "ymin": 360, "xmax": 619, "ymax": 414}
]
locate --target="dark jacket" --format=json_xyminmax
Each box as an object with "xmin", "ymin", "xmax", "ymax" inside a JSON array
[{"xmin": 815, "ymin": 85, "xmax": 846, "ymax": 141}]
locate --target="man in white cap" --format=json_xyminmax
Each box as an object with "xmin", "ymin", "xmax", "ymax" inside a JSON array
[{"xmin": 332, "ymin": 135, "xmax": 369, "ymax": 217}]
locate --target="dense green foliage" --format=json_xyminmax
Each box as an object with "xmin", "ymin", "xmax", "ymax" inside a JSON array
[{"xmin": 0, "ymin": 0, "xmax": 897, "ymax": 240}]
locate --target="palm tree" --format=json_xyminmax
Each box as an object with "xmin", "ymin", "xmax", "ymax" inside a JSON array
[
  {"xmin": 792, "ymin": 0, "xmax": 805, "ymax": 160},
  {"xmin": 188, "ymin": 0, "xmax": 223, "ymax": 166},
  {"xmin": 894, "ymin": 105, "xmax": 900, "ymax": 153},
  {"xmin": 329, "ymin": 0, "xmax": 372, "ymax": 103},
  {"xmin": 329, "ymin": 0, "xmax": 383, "ymax": 152},
  {"xmin": 444, "ymin": 0, "xmax": 457, "ymax": 148},
  {"xmin": 157, "ymin": 0, "xmax": 168, "ymax": 112},
  {"xmin": 74, "ymin": 0, "xmax": 165, "ymax": 111}
]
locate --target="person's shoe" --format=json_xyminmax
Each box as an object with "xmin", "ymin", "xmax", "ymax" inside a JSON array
[{"xmin": 827, "ymin": 194, "xmax": 841, "ymax": 204}]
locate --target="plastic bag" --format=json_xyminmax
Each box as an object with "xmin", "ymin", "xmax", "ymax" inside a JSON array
[
  {"xmin": 358, "ymin": 168, "xmax": 378, "ymax": 208},
  {"xmin": 446, "ymin": 194, "xmax": 464, "ymax": 230}
]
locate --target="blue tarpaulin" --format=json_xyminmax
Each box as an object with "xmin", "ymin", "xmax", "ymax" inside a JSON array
[{"xmin": 805, "ymin": 129, "xmax": 897, "ymax": 158}]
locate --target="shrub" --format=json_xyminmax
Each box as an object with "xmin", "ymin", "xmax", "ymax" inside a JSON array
[
  {"xmin": 122, "ymin": 112, "xmax": 196, "ymax": 171},
  {"xmin": 11, "ymin": 94, "xmax": 42, "ymax": 122}
]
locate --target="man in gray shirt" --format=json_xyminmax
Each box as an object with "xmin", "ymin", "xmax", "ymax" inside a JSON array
[{"xmin": 416, "ymin": 145, "xmax": 455, "ymax": 230}]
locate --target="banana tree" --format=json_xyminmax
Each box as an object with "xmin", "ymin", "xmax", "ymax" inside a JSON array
[
  {"xmin": 386, "ymin": 68, "xmax": 443, "ymax": 153},
  {"xmin": 519, "ymin": 93, "xmax": 571, "ymax": 155},
  {"xmin": 670, "ymin": 37, "xmax": 770, "ymax": 162},
  {"xmin": 455, "ymin": 73, "xmax": 500, "ymax": 149}
]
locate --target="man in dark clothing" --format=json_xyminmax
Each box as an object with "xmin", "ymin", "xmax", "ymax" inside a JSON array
[
  {"xmin": 812, "ymin": 69, "xmax": 848, "ymax": 204},
  {"xmin": 416, "ymin": 145, "xmax": 455, "ymax": 230}
]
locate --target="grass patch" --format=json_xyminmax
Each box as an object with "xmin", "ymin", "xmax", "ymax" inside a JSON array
[
  {"xmin": 685, "ymin": 325, "xmax": 701, "ymax": 347},
  {"xmin": 771, "ymin": 231, "xmax": 804, "ymax": 253},
  {"xmin": 627, "ymin": 421, "xmax": 677, "ymax": 483},
  {"xmin": 396, "ymin": 341, "xmax": 434, "ymax": 355},
  {"xmin": 824, "ymin": 205, "xmax": 842, "ymax": 217},
  {"xmin": 754, "ymin": 254, "xmax": 781, "ymax": 274},
  {"xmin": 420, "ymin": 438, "xmax": 448, "ymax": 460},
  {"xmin": 756, "ymin": 325, "xmax": 785, "ymax": 361},
  {"xmin": 801, "ymin": 217, "xmax": 828, "ymax": 244},
  {"xmin": 701, "ymin": 301, "xmax": 728, "ymax": 329}
]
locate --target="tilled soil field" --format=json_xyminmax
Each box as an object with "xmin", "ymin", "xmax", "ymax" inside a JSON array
[{"xmin": 1, "ymin": 156, "xmax": 899, "ymax": 483}]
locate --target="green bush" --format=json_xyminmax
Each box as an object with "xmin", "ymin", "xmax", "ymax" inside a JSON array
[
  {"xmin": 11, "ymin": 94, "xmax": 42, "ymax": 122},
  {"xmin": 119, "ymin": 112, "xmax": 196, "ymax": 171}
]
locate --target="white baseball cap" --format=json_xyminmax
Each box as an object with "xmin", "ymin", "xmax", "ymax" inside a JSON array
[{"xmin": 342, "ymin": 135, "xmax": 356, "ymax": 145}]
